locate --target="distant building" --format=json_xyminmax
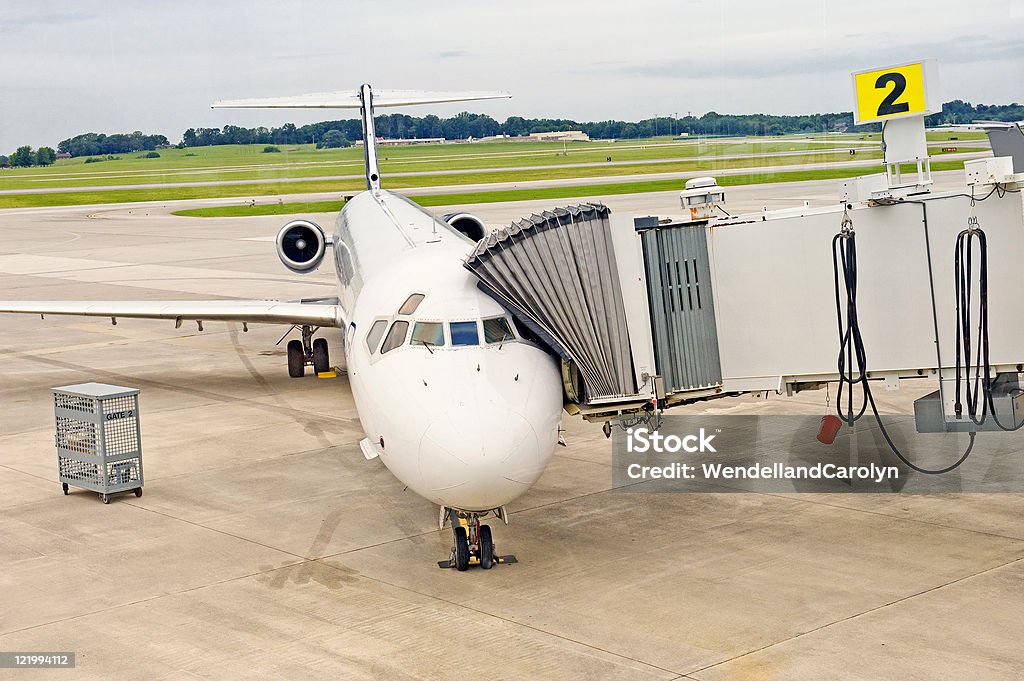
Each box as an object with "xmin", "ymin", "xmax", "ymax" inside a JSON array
[
  {"xmin": 355, "ymin": 137, "xmax": 445, "ymax": 147},
  {"xmin": 56, "ymin": 152, "xmax": 72, "ymax": 159},
  {"xmin": 527, "ymin": 130, "xmax": 591, "ymax": 142}
]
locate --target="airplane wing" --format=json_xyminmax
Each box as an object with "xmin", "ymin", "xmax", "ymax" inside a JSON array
[{"xmin": 0, "ymin": 300, "xmax": 344, "ymax": 327}]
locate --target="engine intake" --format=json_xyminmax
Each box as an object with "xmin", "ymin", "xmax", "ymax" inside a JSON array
[
  {"xmin": 443, "ymin": 212, "xmax": 486, "ymax": 242},
  {"xmin": 277, "ymin": 220, "xmax": 327, "ymax": 273}
]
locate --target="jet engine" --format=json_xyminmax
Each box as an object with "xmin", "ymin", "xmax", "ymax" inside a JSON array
[
  {"xmin": 442, "ymin": 212, "xmax": 486, "ymax": 242},
  {"xmin": 277, "ymin": 220, "xmax": 328, "ymax": 273}
]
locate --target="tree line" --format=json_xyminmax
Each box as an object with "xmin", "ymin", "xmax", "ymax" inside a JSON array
[
  {"xmin": 177, "ymin": 111, "xmax": 842, "ymax": 148},
  {"xmin": 3, "ymin": 99, "xmax": 1021, "ymax": 165},
  {"xmin": 57, "ymin": 131, "xmax": 170, "ymax": 157},
  {"xmin": 173, "ymin": 100, "xmax": 1024, "ymax": 149},
  {"xmin": 0, "ymin": 146, "xmax": 57, "ymax": 168}
]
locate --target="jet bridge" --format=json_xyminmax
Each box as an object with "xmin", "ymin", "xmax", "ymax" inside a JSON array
[
  {"xmin": 464, "ymin": 62, "xmax": 1024, "ymax": 438},
  {"xmin": 465, "ymin": 149, "xmax": 1024, "ymax": 432}
]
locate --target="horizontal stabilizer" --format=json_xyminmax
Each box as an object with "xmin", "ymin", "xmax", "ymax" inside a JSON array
[
  {"xmin": 212, "ymin": 88, "xmax": 510, "ymax": 110},
  {"xmin": 0, "ymin": 300, "xmax": 343, "ymax": 327}
]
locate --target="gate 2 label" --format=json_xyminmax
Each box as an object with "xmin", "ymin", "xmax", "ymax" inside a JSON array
[{"xmin": 851, "ymin": 60, "xmax": 939, "ymax": 125}]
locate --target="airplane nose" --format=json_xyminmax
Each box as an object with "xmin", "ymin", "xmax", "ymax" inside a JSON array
[{"xmin": 418, "ymin": 407, "xmax": 546, "ymax": 510}]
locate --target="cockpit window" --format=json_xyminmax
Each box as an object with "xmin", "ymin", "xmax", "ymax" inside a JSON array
[
  {"xmin": 381, "ymin": 320, "xmax": 409, "ymax": 353},
  {"xmin": 366, "ymin": 319, "xmax": 388, "ymax": 352},
  {"xmin": 483, "ymin": 317, "xmax": 514, "ymax": 344},
  {"xmin": 449, "ymin": 321, "xmax": 479, "ymax": 346},
  {"xmin": 411, "ymin": 321, "xmax": 444, "ymax": 347},
  {"xmin": 398, "ymin": 293, "xmax": 425, "ymax": 315},
  {"xmin": 511, "ymin": 315, "xmax": 543, "ymax": 345}
]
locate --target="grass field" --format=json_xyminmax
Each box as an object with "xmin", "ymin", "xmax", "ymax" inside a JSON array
[
  {"xmin": 0, "ymin": 131, "xmax": 989, "ymax": 210},
  {"xmin": 172, "ymin": 159, "xmax": 970, "ymax": 218},
  {"xmin": 0, "ymin": 139, "xmax": 874, "ymax": 190}
]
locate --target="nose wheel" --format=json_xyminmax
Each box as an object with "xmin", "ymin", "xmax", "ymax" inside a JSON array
[{"xmin": 439, "ymin": 508, "xmax": 516, "ymax": 571}]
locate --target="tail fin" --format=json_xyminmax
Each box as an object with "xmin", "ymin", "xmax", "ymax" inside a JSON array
[{"xmin": 213, "ymin": 85, "xmax": 510, "ymax": 191}]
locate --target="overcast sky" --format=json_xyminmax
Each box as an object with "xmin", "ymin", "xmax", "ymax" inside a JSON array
[{"xmin": 1, "ymin": 0, "xmax": 1022, "ymax": 151}]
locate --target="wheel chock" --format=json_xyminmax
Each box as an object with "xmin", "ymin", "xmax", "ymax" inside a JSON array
[
  {"xmin": 317, "ymin": 370, "xmax": 337, "ymax": 379},
  {"xmin": 437, "ymin": 554, "xmax": 517, "ymax": 569}
]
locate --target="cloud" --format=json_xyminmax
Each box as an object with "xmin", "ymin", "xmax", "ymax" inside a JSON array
[
  {"xmin": 615, "ymin": 35, "xmax": 1024, "ymax": 82},
  {"xmin": 2, "ymin": 1, "xmax": 1022, "ymax": 150},
  {"xmin": 0, "ymin": 10, "xmax": 94, "ymax": 33}
]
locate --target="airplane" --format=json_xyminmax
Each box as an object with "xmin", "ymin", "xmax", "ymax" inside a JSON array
[{"xmin": 0, "ymin": 85, "xmax": 566, "ymax": 571}]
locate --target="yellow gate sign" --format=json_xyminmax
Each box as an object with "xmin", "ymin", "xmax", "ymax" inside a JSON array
[{"xmin": 851, "ymin": 60, "xmax": 939, "ymax": 125}]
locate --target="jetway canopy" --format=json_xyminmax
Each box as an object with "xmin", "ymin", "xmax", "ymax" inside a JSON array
[{"xmin": 464, "ymin": 204, "xmax": 637, "ymax": 402}]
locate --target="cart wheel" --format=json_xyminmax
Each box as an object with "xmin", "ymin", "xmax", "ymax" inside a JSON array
[
  {"xmin": 62, "ymin": 483, "xmax": 69, "ymax": 495},
  {"xmin": 101, "ymin": 494, "xmax": 110, "ymax": 504},
  {"xmin": 134, "ymin": 487, "xmax": 143, "ymax": 498}
]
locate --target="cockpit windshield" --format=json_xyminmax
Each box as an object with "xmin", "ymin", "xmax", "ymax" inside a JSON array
[
  {"xmin": 389, "ymin": 315, "xmax": 519, "ymax": 353},
  {"xmin": 411, "ymin": 321, "xmax": 444, "ymax": 347},
  {"xmin": 449, "ymin": 321, "xmax": 479, "ymax": 346},
  {"xmin": 483, "ymin": 317, "xmax": 514, "ymax": 344}
]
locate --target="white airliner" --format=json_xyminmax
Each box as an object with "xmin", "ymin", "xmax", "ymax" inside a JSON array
[{"xmin": 0, "ymin": 86, "xmax": 566, "ymax": 571}]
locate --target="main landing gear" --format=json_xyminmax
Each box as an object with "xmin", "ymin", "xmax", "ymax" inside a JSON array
[
  {"xmin": 285, "ymin": 325, "xmax": 330, "ymax": 378},
  {"xmin": 438, "ymin": 507, "xmax": 516, "ymax": 571}
]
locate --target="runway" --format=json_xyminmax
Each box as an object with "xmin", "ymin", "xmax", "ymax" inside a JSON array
[{"xmin": 1, "ymin": 173, "xmax": 1022, "ymax": 679}]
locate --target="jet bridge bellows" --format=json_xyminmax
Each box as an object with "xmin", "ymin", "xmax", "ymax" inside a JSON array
[{"xmin": 464, "ymin": 204, "xmax": 637, "ymax": 402}]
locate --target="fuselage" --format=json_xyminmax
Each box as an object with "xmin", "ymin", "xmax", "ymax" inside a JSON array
[{"xmin": 333, "ymin": 190, "xmax": 563, "ymax": 512}]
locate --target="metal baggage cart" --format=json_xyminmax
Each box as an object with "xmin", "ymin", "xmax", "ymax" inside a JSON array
[{"xmin": 52, "ymin": 383, "xmax": 143, "ymax": 503}]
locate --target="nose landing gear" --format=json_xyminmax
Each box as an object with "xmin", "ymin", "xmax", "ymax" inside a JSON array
[{"xmin": 438, "ymin": 508, "xmax": 516, "ymax": 571}]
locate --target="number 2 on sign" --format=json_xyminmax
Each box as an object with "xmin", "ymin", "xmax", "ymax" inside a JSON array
[{"xmin": 874, "ymin": 72, "xmax": 910, "ymax": 117}]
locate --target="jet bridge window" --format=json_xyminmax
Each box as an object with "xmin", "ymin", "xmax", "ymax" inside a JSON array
[
  {"xmin": 449, "ymin": 321, "xmax": 479, "ymax": 346},
  {"xmin": 366, "ymin": 319, "xmax": 388, "ymax": 352},
  {"xmin": 398, "ymin": 293, "xmax": 425, "ymax": 315},
  {"xmin": 483, "ymin": 317, "xmax": 514, "ymax": 344},
  {"xmin": 381, "ymin": 320, "xmax": 409, "ymax": 354},
  {"xmin": 411, "ymin": 321, "xmax": 444, "ymax": 348}
]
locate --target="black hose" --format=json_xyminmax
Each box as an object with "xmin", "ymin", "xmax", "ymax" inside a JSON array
[
  {"xmin": 954, "ymin": 223, "xmax": 988, "ymax": 423},
  {"xmin": 832, "ymin": 225, "xmax": 976, "ymax": 475},
  {"xmin": 953, "ymin": 219, "xmax": 1024, "ymax": 432}
]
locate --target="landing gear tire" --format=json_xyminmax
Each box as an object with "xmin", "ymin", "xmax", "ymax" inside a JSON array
[
  {"xmin": 453, "ymin": 526, "xmax": 470, "ymax": 571},
  {"xmin": 287, "ymin": 339, "xmax": 305, "ymax": 378},
  {"xmin": 312, "ymin": 338, "xmax": 330, "ymax": 374},
  {"xmin": 479, "ymin": 524, "xmax": 494, "ymax": 570}
]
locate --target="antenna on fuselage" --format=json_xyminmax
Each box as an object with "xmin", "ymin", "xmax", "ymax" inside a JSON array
[{"xmin": 212, "ymin": 86, "xmax": 511, "ymax": 193}]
